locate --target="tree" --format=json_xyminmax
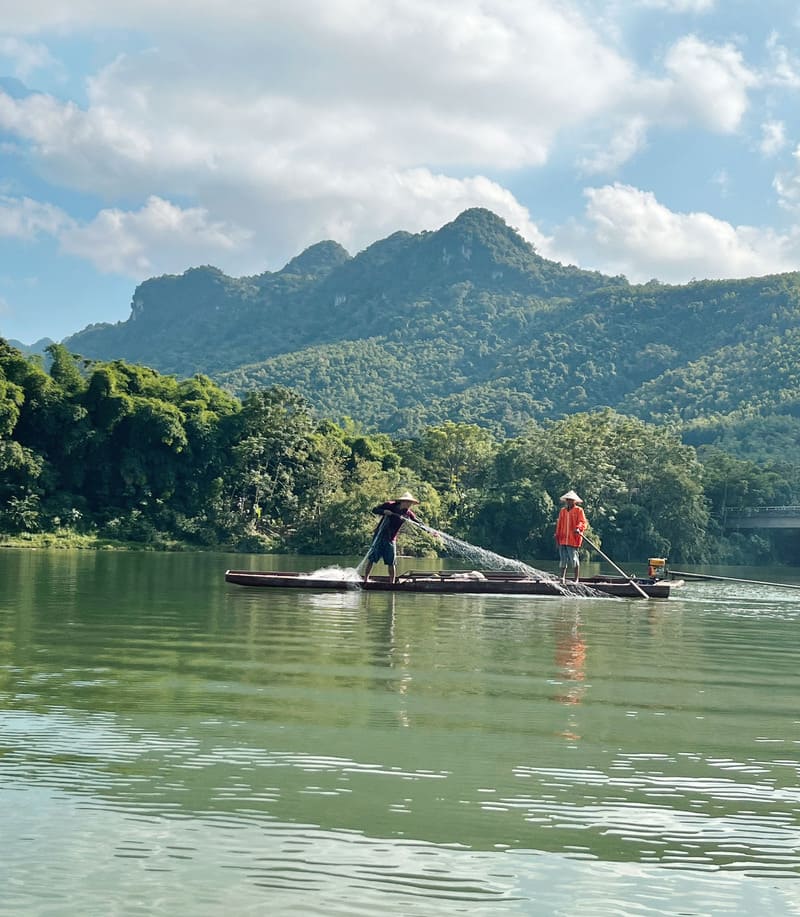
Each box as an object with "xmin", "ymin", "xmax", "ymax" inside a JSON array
[
  {"xmin": 213, "ymin": 387, "xmax": 327, "ymax": 543},
  {"xmin": 470, "ymin": 410, "xmax": 709, "ymax": 563},
  {"xmin": 0, "ymin": 440, "xmax": 50, "ymax": 533},
  {"xmin": 47, "ymin": 344, "xmax": 87, "ymax": 396}
]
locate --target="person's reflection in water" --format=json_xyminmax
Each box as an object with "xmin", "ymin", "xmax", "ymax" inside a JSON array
[
  {"xmin": 388, "ymin": 595, "xmax": 414, "ymax": 728},
  {"xmin": 553, "ymin": 611, "xmax": 587, "ymax": 741},
  {"xmin": 365, "ymin": 594, "xmax": 411, "ymax": 728}
]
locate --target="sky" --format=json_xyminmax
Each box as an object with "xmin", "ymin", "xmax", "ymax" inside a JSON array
[{"xmin": 1, "ymin": 0, "xmax": 800, "ymax": 345}]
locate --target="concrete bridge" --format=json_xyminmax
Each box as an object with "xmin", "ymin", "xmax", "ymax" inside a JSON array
[{"xmin": 724, "ymin": 506, "xmax": 800, "ymax": 529}]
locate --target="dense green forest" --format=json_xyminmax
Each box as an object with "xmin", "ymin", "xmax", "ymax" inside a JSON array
[
  {"xmin": 2, "ymin": 340, "xmax": 797, "ymax": 566},
  {"xmin": 62, "ymin": 208, "xmax": 800, "ymax": 473}
]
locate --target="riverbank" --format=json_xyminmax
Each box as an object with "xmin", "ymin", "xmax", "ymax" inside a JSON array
[{"xmin": 0, "ymin": 532, "xmax": 213, "ymax": 551}]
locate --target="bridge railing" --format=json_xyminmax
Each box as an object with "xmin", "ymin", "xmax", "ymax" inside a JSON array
[{"xmin": 725, "ymin": 505, "xmax": 800, "ymax": 517}]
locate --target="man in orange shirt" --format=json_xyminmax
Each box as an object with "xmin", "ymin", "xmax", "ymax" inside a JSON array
[{"xmin": 555, "ymin": 490, "xmax": 588, "ymax": 584}]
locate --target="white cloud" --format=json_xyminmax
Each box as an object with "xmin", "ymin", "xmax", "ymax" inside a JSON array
[
  {"xmin": 0, "ymin": 0, "xmax": 791, "ymax": 302},
  {"xmin": 760, "ymin": 120, "xmax": 787, "ymax": 157},
  {"xmin": 634, "ymin": 0, "xmax": 714, "ymax": 11},
  {"xmin": 0, "ymin": 1, "xmax": 635, "ymax": 272},
  {"xmin": 764, "ymin": 31, "xmax": 800, "ymax": 88},
  {"xmin": 0, "ymin": 2, "xmax": 635, "ymax": 178},
  {"xmin": 0, "ymin": 191, "xmax": 256, "ymax": 279},
  {"xmin": 573, "ymin": 34, "xmax": 758, "ymax": 178},
  {"xmin": 710, "ymin": 169, "xmax": 729, "ymax": 196},
  {"xmin": 774, "ymin": 146, "xmax": 800, "ymax": 212},
  {"xmin": 552, "ymin": 183, "xmax": 799, "ymax": 283},
  {"xmin": 0, "ymin": 36, "xmax": 57, "ymax": 80},
  {"xmin": 59, "ymin": 196, "xmax": 252, "ymax": 276},
  {"xmin": 0, "ymin": 194, "xmax": 70, "ymax": 239},
  {"xmin": 579, "ymin": 117, "xmax": 649, "ymax": 174},
  {"xmin": 0, "ymin": 85, "xmax": 157, "ymax": 192},
  {"xmin": 660, "ymin": 35, "xmax": 756, "ymax": 133}
]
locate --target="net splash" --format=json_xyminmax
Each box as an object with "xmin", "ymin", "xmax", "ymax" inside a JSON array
[
  {"xmin": 409, "ymin": 519, "xmax": 601, "ymax": 598},
  {"xmin": 307, "ymin": 565, "xmax": 362, "ymax": 582}
]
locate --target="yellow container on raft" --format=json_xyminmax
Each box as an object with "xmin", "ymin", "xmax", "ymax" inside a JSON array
[{"xmin": 648, "ymin": 558, "xmax": 667, "ymax": 579}]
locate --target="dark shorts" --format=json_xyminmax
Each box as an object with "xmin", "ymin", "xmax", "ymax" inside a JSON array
[
  {"xmin": 558, "ymin": 544, "xmax": 580, "ymax": 568},
  {"xmin": 367, "ymin": 537, "xmax": 396, "ymax": 566}
]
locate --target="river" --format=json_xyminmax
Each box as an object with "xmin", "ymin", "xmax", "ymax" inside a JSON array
[{"xmin": 0, "ymin": 549, "xmax": 798, "ymax": 916}]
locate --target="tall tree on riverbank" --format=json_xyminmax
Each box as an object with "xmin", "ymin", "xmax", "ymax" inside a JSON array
[{"xmin": 467, "ymin": 410, "xmax": 708, "ymax": 563}]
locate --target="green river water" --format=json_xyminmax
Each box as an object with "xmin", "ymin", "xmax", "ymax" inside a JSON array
[{"xmin": 0, "ymin": 548, "xmax": 799, "ymax": 916}]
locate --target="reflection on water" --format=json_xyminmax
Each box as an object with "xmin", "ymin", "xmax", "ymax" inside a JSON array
[
  {"xmin": 1, "ymin": 550, "xmax": 800, "ymax": 915},
  {"xmin": 552, "ymin": 611, "xmax": 587, "ymax": 741}
]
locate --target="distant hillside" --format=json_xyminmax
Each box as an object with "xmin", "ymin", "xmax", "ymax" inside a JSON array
[
  {"xmin": 64, "ymin": 208, "xmax": 800, "ymax": 442},
  {"xmin": 8, "ymin": 337, "xmax": 54, "ymax": 359}
]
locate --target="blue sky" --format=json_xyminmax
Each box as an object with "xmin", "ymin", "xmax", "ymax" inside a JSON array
[{"xmin": 1, "ymin": 0, "xmax": 799, "ymax": 344}]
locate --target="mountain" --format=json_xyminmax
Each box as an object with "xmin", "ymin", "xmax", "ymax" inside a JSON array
[
  {"xmin": 9, "ymin": 337, "xmax": 54, "ymax": 358},
  {"xmin": 65, "ymin": 209, "xmax": 608, "ymax": 376},
  {"xmin": 63, "ymin": 208, "xmax": 800, "ymax": 439}
]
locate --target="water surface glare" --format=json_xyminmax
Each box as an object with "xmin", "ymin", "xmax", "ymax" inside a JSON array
[{"xmin": 1, "ymin": 549, "xmax": 799, "ymax": 915}]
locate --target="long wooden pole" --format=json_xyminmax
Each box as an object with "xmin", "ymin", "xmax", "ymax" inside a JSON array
[
  {"xmin": 581, "ymin": 534, "xmax": 651, "ymax": 600},
  {"xmin": 670, "ymin": 570, "xmax": 800, "ymax": 590}
]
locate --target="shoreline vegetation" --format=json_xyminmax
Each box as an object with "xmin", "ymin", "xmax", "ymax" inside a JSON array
[
  {"xmin": 2, "ymin": 341, "xmax": 799, "ymax": 567},
  {"xmin": 0, "ymin": 531, "xmax": 205, "ymax": 552},
  {"xmin": 0, "ymin": 530, "xmax": 435, "ymax": 556}
]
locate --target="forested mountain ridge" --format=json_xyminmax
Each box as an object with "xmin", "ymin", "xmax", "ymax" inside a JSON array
[
  {"xmin": 216, "ymin": 269, "xmax": 800, "ymax": 436},
  {"xmin": 65, "ymin": 208, "xmax": 612, "ymax": 378},
  {"xmin": 63, "ymin": 208, "xmax": 800, "ymax": 439}
]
